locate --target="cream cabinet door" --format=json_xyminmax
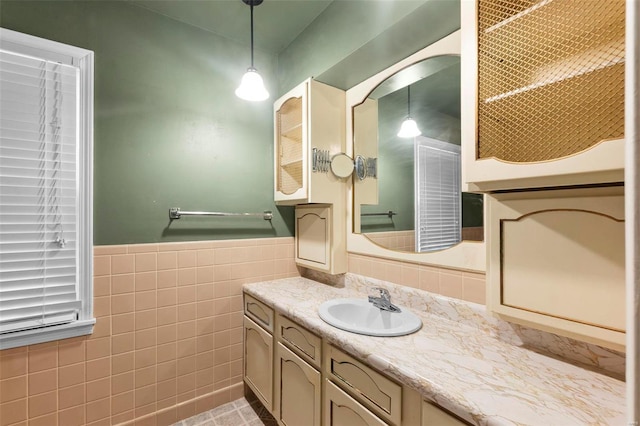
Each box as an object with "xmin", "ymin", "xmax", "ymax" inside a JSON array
[
  {"xmin": 487, "ymin": 186, "xmax": 625, "ymax": 351},
  {"xmin": 324, "ymin": 380, "xmax": 386, "ymax": 426},
  {"xmin": 274, "ymin": 342, "xmax": 321, "ymax": 426},
  {"xmin": 244, "ymin": 316, "xmax": 273, "ymax": 411},
  {"xmin": 295, "ymin": 205, "xmax": 331, "ymax": 271}
]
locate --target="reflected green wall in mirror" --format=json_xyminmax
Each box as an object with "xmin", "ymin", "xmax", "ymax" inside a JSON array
[{"xmin": 356, "ymin": 55, "xmax": 484, "ymax": 251}]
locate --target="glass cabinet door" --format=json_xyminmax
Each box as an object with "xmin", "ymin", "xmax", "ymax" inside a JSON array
[{"xmin": 275, "ymin": 83, "xmax": 307, "ymax": 201}]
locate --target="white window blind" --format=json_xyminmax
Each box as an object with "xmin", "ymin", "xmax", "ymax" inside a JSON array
[
  {"xmin": 0, "ymin": 28, "xmax": 94, "ymax": 349},
  {"xmin": 414, "ymin": 136, "xmax": 461, "ymax": 252}
]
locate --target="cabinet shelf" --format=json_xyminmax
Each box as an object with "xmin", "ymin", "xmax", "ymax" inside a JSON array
[
  {"xmin": 281, "ymin": 158, "xmax": 303, "ymax": 168},
  {"xmin": 484, "ymin": 57, "xmax": 624, "ymax": 103},
  {"xmin": 480, "ymin": 0, "xmax": 624, "ymax": 63},
  {"xmin": 281, "ymin": 122, "xmax": 303, "ymax": 143}
]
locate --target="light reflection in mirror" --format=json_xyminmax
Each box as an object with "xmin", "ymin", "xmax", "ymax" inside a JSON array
[{"xmin": 353, "ymin": 55, "xmax": 484, "ymax": 253}]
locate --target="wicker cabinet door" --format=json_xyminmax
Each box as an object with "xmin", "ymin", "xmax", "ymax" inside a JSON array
[{"xmin": 461, "ymin": 0, "xmax": 625, "ymax": 191}]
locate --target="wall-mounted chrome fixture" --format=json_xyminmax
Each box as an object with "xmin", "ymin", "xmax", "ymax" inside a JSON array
[
  {"xmin": 397, "ymin": 85, "xmax": 421, "ymax": 138},
  {"xmin": 169, "ymin": 208, "xmax": 273, "ymax": 221},
  {"xmin": 312, "ymin": 148, "xmax": 330, "ymax": 173},
  {"xmin": 354, "ymin": 155, "xmax": 378, "ymax": 180},
  {"xmin": 235, "ymin": 0, "xmax": 269, "ymax": 102}
]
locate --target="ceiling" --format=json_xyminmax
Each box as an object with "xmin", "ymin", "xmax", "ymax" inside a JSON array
[{"xmin": 131, "ymin": 0, "xmax": 334, "ymax": 53}]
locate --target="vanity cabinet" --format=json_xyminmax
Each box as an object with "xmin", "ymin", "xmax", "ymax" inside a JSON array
[
  {"xmin": 274, "ymin": 78, "xmax": 346, "ymax": 205},
  {"xmin": 243, "ymin": 316, "xmax": 273, "ymax": 410},
  {"xmin": 461, "ymin": 0, "xmax": 625, "ymax": 191},
  {"xmin": 486, "ymin": 186, "xmax": 625, "ymax": 351},
  {"xmin": 275, "ymin": 343, "xmax": 322, "ymax": 426},
  {"xmin": 274, "ymin": 314, "xmax": 322, "ymax": 426},
  {"xmin": 324, "ymin": 380, "xmax": 387, "ymax": 426},
  {"xmin": 324, "ymin": 342, "xmax": 402, "ymax": 425},
  {"xmin": 295, "ymin": 204, "xmax": 347, "ymax": 274},
  {"xmin": 422, "ymin": 402, "xmax": 467, "ymax": 426},
  {"xmin": 243, "ymin": 294, "xmax": 275, "ymax": 410},
  {"xmin": 243, "ymin": 293, "xmax": 469, "ymax": 426}
]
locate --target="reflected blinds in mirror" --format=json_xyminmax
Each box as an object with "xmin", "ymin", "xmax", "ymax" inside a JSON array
[{"xmin": 415, "ymin": 137, "xmax": 461, "ymax": 252}]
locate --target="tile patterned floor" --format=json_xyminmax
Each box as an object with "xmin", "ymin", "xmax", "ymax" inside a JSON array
[{"xmin": 173, "ymin": 397, "xmax": 277, "ymax": 426}]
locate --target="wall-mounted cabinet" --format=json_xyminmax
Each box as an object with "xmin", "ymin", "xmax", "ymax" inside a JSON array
[
  {"xmin": 486, "ymin": 186, "xmax": 625, "ymax": 351},
  {"xmin": 461, "ymin": 0, "xmax": 625, "ymax": 191},
  {"xmin": 274, "ymin": 78, "xmax": 346, "ymax": 205},
  {"xmin": 295, "ymin": 204, "xmax": 347, "ymax": 274}
]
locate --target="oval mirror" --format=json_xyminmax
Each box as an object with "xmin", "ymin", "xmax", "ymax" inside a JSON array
[
  {"xmin": 353, "ymin": 54, "xmax": 484, "ymax": 253},
  {"xmin": 330, "ymin": 153, "xmax": 355, "ymax": 178}
]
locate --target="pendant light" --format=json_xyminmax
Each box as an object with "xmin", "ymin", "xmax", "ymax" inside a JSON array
[
  {"xmin": 397, "ymin": 85, "xmax": 421, "ymax": 138},
  {"xmin": 236, "ymin": 0, "xmax": 269, "ymax": 101}
]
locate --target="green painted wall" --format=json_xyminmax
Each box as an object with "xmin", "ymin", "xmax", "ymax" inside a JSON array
[
  {"xmin": 277, "ymin": 0, "xmax": 461, "ymax": 94},
  {"xmin": 0, "ymin": 0, "xmax": 294, "ymax": 245},
  {"xmin": 1, "ymin": 0, "xmax": 466, "ymax": 246}
]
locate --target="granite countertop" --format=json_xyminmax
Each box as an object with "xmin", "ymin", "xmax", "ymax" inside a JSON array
[{"xmin": 243, "ymin": 276, "xmax": 626, "ymax": 426}]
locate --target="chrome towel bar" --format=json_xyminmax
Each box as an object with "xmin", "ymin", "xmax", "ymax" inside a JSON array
[
  {"xmin": 361, "ymin": 210, "xmax": 397, "ymax": 218},
  {"xmin": 169, "ymin": 208, "xmax": 273, "ymax": 221}
]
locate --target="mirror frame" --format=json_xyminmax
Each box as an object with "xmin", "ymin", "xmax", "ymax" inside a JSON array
[{"xmin": 346, "ymin": 30, "xmax": 486, "ymax": 272}]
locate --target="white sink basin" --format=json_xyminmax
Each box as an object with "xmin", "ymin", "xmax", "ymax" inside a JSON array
[{"xmin": 318, "ymin": 298, "xmax": 422, "ymax": 337}]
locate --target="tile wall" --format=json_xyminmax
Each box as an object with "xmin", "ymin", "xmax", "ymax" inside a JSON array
[
  {"xmin": 0, "ymin": 237, "xmax": 486, "ymax": 426},
  {"xmin": 347, "ymin": 253, "xmax": 486, "ymax": 304},
  {"xmin": 0, "ymin": 237, "xmax": 298, "ymax": 426}
]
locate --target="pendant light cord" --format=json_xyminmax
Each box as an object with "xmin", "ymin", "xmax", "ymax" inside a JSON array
[
  {"xmin": 407, "ymin": 85, "xmax": 411, "ymax": 117},
  {"xmin": 250, "ymin": 3, "xmax": 255, "ymax": 68}
]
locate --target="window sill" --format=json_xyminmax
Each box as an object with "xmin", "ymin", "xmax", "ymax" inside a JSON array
[{"xmin": 0, "ymin": 319, "xmax": 96, "ymax": 350}]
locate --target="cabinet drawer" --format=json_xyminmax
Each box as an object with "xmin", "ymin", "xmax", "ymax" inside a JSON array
[
  {"xmin": 276, "ymin": 314, "xmax": 322, "ymax": 369},
  {"xmin": 244, "ymin": 294, "xmax": 274, "ymax": 333},
  {"xmin": 324, "ymin": 343, "xmax": 402, "ymax": 425},
  {"xmin": 324, "ymin": 380, "xmax": 387, "ymax": 426},
  {"xmin": 422, "ymin": 401, "xmax": 468, "ymax": 426}
]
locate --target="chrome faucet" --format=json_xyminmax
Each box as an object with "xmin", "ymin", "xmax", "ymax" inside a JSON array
[{"xmin": 368, "ymin": 287, "xmax": 401, "ymax": 312}]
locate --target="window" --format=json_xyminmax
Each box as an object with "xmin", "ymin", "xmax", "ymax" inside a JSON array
[
  {"xmin": 414, "ymin": 136, "xmax": 461, "ymax": 252},
  {"xmin": 0, "ymin": 28, "xmax": 94, "ymax": 349}
]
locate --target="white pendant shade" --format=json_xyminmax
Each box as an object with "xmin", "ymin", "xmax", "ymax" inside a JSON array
[
  {"xmin": 397, "ymin": 118, "xmax": 422, "ymax": 138},
  {"xmin": 236, "ymin": 68, "xmax": 269, "ymax": 101}
]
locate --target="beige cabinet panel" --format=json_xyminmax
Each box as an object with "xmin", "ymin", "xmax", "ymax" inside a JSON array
[
  {"xmin": 487, "ymin": 187, "xmax": 625, "ymax": 350},
  {"xmin": 244, "ymin": 294, "xmax": 274, "ymax": 333},
  {"xmin": 422, "ymin": 401, "xmax": 468, "ymax": 426},
  {"xmin": 324, "ymin": 343, "xmax": 402, "ymax": 425},
  {"xmin": 324, "ymin": 380, "xmax": 387, "ymax": 426},
  {"xmin": 353, "ymin": 97, "xmax": 379, "ymax": 233},
  {"xmin": 276, "ymin": 313, "xmax": 322, "ymax": 369},
  {"xmin": 243, "ymin": 316, "xmax": 273, "ymax": 411},
  {"xmin": 295, "ymin": 204, "xmax": 346, "ymax": 274},
  {"xmin": 461, "ymin": 0, "xmax": 625, "ymax": 191},
  {"xmin": 275, "ymin": 343, "xmax": 321, "ymax": 426},
  {"xmin": 274, "ymin": 78, "xmax": 346, "ymax": 205}
]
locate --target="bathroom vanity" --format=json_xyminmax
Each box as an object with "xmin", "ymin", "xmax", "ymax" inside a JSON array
[{"xmin": 242, "ymin": 276, "xmax": 625, "ymax": 426}]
